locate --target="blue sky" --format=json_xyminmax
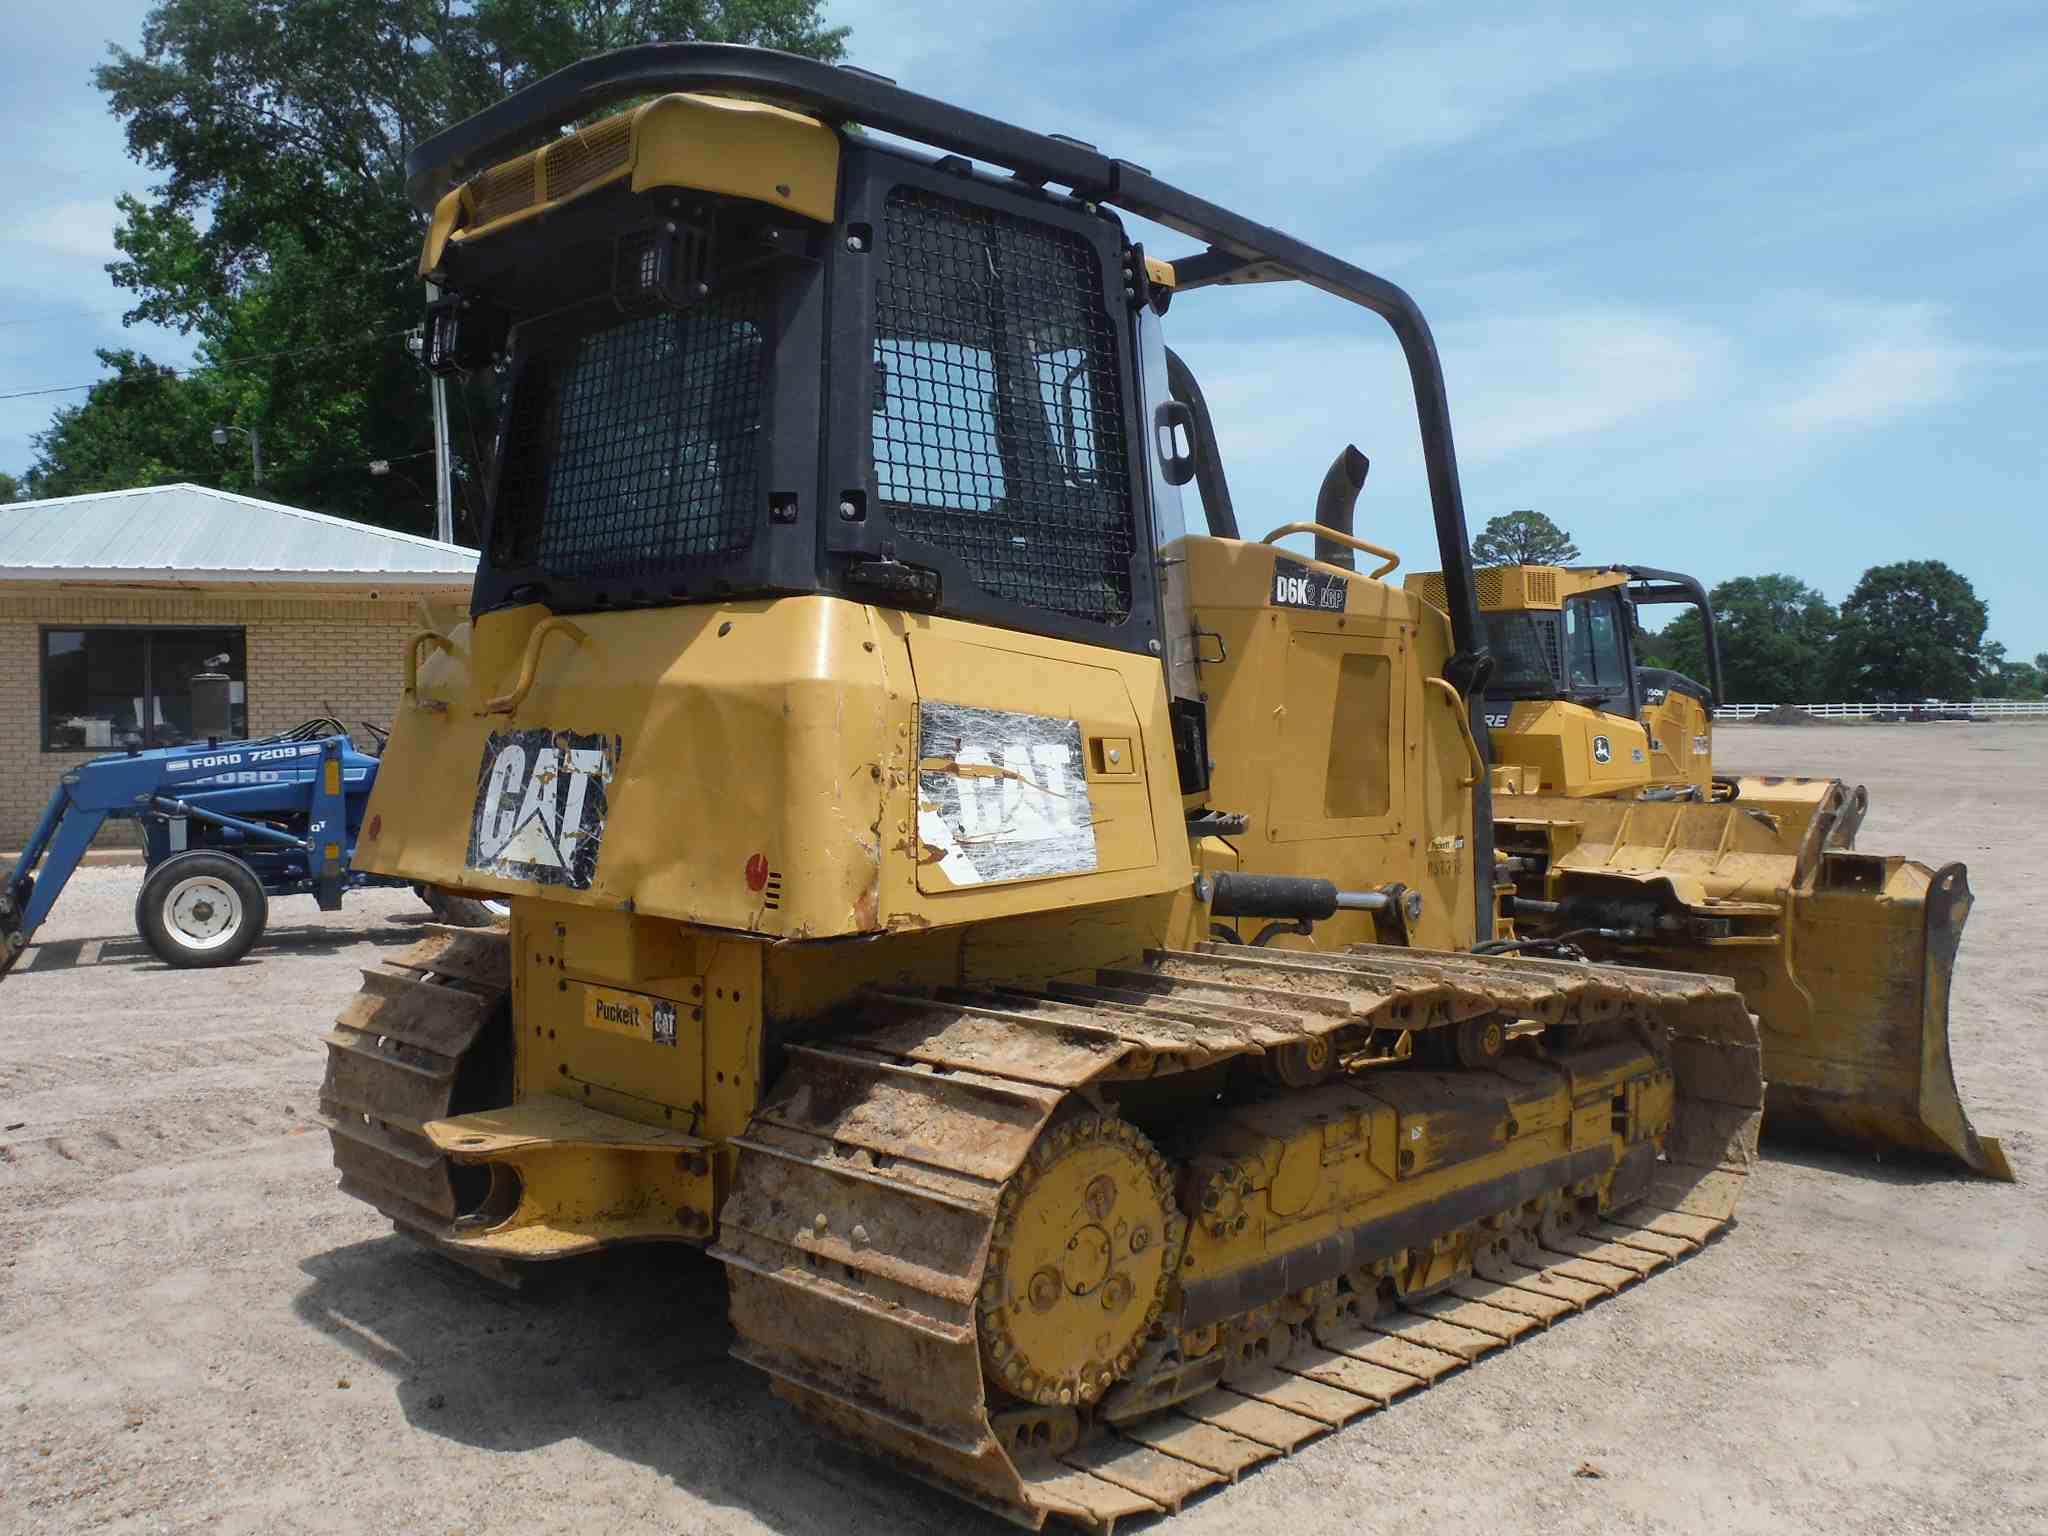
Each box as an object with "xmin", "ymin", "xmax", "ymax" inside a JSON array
[{"xmin": 3, "ymin": 1, "xmax": 2043, "ymax": 653}]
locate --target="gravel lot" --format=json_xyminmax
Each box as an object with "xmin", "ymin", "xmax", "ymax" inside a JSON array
[{"xmin": 2, "ymin": 722, "xmax": 2042, "ymax": 1535}]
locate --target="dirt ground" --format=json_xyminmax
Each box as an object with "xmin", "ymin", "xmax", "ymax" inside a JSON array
[{"xmin": 2, "ymin": 723, "xmax": 2042, "ymax": 1535}]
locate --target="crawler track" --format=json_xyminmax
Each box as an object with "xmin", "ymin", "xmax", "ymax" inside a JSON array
[
  {"xmin": 716, "ymin": 943, "xmax": 1761, "ymax": 1530},
  {"xmin": 317, "ymin": 934, "xmax": 1758, "ymax": 1527},
  {"xmin": 317, "ymin": 928, "xmax": 512, "ymax": 1251}
]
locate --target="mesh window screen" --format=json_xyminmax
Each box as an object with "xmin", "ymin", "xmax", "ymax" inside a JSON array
[
  {"xmin": 1485, "ymin": 612, "xmax": 1564, "ymax": 691},
  {"xmin": 495, "ymin": 292, "xmax": 766, "ymax": 582},
  {"xmin": 872, "ymin": 187, "xmax": 1136, "ymax": 624}
]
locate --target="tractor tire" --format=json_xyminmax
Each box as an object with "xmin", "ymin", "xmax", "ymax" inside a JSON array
[
  {"xmin": 418, "ymin": 887, "xmax": 510, "ymax": 928},
  {"xmin": 137, "ymin": 851, "xmax": 270, "ymax": 969}
]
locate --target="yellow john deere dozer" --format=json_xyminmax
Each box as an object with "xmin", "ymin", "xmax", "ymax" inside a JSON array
[
  {"xmin": 322, "ymin": 44, "xmax": 1775, "ymax": 1529},
  {"xmin": 1403, "ymin": 562, "xmax": 2009, "ymax": 1179}
]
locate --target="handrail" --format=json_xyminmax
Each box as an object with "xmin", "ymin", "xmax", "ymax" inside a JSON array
[
  {"xmin": 482, "ymin": 617, "xmax": 588, "ymax": 716},
  {"xmin": 1260, "ymin": 521, "xmax": 1400, "ymax": 580},
  {"xmin": 404, "ymin": 631, "xmax": 453, "ymax": 713},
  {"xmin": 1424, "ymin": 678, "xmax": 1484, "ymax": 788}
]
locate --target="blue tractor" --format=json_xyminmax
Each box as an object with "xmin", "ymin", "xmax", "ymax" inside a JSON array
[{"xmin": 1, "ymin": 715, "xmax": 496, "ymax": 981}]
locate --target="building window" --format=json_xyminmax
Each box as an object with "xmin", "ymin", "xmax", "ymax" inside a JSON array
[{"xmin": 41, "ymin": 628, "xmax": 248, "ymax": 751}]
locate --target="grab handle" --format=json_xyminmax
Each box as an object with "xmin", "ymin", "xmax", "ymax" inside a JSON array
[
  {"xmin": 404, "ymin": 631, "xmax": 453, "ymax": 714},
  {"xmin": 482, "ymin": 617, "xmax": 588, "ymax": 716},
  {"xmin": 1424, "ymin": 677, "xmax": 1485, "ymax": 788},
  {"xmin": 1260, "ymin": 521, "xmax": 1401, "ymax": 580}
]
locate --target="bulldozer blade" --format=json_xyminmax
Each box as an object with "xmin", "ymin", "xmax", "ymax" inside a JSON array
[
  {"xmin": 1759, "ymin": 858, "xmax": 2011, "ymax": 1180},
  {"xmin": 1502, "ymin": 792, "xmax": 2011, "ymax": 1182}
]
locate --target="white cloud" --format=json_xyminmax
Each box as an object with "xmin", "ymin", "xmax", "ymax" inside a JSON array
[
  {"xmin": 1174, "ymin": 304, "xmax": 1730, "ymax": 517},
  {"xmin": 1750, "ymin": 302, "xmax": 2032, "ymax": 445},
  {"xmin": 1159, "ymin": 286, "xmax": 2016, "ymax": 582},
  {"xmin": 1769, "ymin": 309, "xmax": 1972, "ymax": 434},
  {"xmin": 1445, "ymin": 308, "xmax": 1733, "ymax": 462},
  {"xmin": 12, "ymin": 198, "xmax": 131, "ymax": 265}
]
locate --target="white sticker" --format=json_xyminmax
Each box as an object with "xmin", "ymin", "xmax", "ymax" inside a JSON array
[
  {"xmin": 1592, "ymin": 735, "xmax": 1613, "ymax": 765},
  {"xmin": 916, "ymin": 702, "xmax": 1097, "ymax": 886}
]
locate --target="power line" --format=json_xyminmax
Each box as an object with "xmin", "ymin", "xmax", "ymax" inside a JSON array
[
  {"xmin": 202, "ymin": 444, "xmax": 441, "ymax": 486},
  {"xmin": 314, "ymin": 445, "xmax": 438, "ymax": 478},
  {"xmin": 0, "ymin": 309, "xmax": 99, "ymax": 330},
  {"xmin": 0, "ymin": 326, "xmax": 420, "ymax": 402}
]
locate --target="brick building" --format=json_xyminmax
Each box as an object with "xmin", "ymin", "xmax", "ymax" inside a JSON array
[{"xmin": 0, "ymin": 483, "xmax": 476, "ymax": 849}]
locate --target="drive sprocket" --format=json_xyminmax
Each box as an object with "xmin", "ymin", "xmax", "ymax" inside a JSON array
[{"xmin": 978, "ymin": 1113, "xmax": 1186, "ymax": 1409}]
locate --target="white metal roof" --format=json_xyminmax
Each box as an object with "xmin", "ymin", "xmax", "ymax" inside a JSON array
[{"xmin": 0, "ymin": 482, "xmax": 477, "ymax": 587}]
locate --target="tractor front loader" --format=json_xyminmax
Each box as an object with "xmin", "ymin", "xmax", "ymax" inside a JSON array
[
  {"xmin": 1404, "ymin": 562, "xmax": 2009, "ymax": 1179},
  {"xmin": 2, "ymin": 718, "xmax": 496, "ymax": 982},
  {"xmin": 321, "ymin": 45, "xmax": 1764, "ymax": 1529}
]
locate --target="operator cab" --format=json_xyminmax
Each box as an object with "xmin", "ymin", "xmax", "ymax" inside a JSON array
[{"xmin": 1479, "ymin": 585, "xmax": 1637, "ymax": 721}]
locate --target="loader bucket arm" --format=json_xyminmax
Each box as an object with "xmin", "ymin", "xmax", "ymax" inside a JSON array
[
  {"xmin": 403, "ymin": 40, "xmax": 1498, "ymax": 944},
  {"xmin": 1, "ymin": 780, "xmax": 108, "ymax": 980}
]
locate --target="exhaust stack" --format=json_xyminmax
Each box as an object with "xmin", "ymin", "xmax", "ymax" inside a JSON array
[{"xmin": 1313, "ymin": 444, "xmax": 1370, "ymax": 570}]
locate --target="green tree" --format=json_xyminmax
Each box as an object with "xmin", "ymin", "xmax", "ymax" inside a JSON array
[
  {"xmin": 1642, "ymin": 574, "xmax": 1836, "ymax": 703},
  {"xmin": 25, "ymin": 350, "xmax": 223, "ymax": 498},
  {"xmin": 43, "ymin": 0, "xmax": 848, "ymax": 529},
  {"xmin": 0, "ymin": 472, "xmax": 22, "ymax": 502},
  {"xmin": 1991, "ymin": 663, "xmax": 2043, "ymax": 700},
  {"xmin": 1471, "ymin": 509, "xmax": 1580, "ymax": 567},
  {"xmin": 1829, "ymin": 560, "xmax": 1988, "ymax": 702},
  {"xmin": 1972, "ymin": 643, "xmax": 2045, "ymax": 700}
]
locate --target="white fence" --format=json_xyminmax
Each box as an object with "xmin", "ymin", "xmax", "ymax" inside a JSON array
[{"xmin": 1714, "ymin": 700, "xmax": 2048, "ymax": 721}]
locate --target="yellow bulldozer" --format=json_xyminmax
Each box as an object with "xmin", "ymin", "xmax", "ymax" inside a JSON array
[
  {"xmin": 1404, "ymin": 561, "xmax": 2009, "ymax": 1179},
  {"xmin": 325, "ymin": 43, "xmax": 1790, "ymax": 1528}
]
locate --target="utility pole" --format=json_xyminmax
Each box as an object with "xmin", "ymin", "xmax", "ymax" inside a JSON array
[
  {"xmin": 425, "ymin": 282, "xmax": 456, "ymax": 544},
  {"xmin": 211, "ymin": 423, "xmax": 263, "ymax": 486},
  {"xmin": 430, "ymin": 372, "xmax": 455, "ymax": 544}
]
